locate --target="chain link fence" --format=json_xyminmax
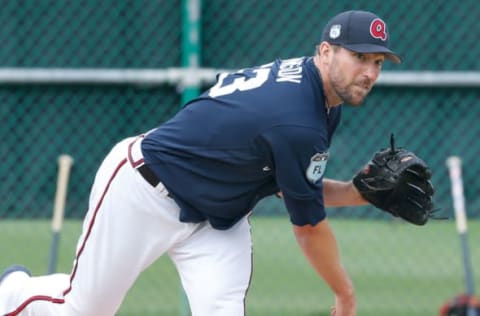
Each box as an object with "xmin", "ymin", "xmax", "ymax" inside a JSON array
[{"xmin": 0, "ymin": 1, "xmax": 479, "ymax": 315}]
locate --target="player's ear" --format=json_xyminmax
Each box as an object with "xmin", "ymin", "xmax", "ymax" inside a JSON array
[{"xmin": 318, "ymin": 42, "xmax": 334, "ymax": 60}]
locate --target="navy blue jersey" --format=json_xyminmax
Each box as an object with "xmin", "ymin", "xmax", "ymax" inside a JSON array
[{"xmin": 142, "ymin": 56, "xmax": 342, "ymax": 230}]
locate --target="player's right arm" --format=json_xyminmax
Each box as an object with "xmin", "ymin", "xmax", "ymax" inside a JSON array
[
  {"xmin": 258, "ymin": 123, "xmax": 355, "ymax": 314},
  {"xmin": 293, "ymin": 219, "xmax": 356, "ymax": 316}
]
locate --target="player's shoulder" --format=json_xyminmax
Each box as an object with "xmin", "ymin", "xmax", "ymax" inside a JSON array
[
  {"xmin": 269, "ymin": 56, "xmax": 309, "ymax": 85},
  {"xmin": 270, "ymin": 56, "xmax": 323, "ymax": 104},
  {"xmin": 241, "ymin": 56, "xmax": 311, "ymax": 78},
  {"xmin": 272, "ymin": 56, "xmax": 322, "ymax": 93}
]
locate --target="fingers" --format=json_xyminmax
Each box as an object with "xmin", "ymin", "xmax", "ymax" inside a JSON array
[
  {"xmin": 405, "ymin": 164, "xmax": 432, "ymax": 180},
  {"xmin": 392, "ymin": 198, "xmax": 430, "ymax": 225},
  {"xmin": 406, "ymin": 180, "xmax": 434, "ymax": 197},
  {"xmin": 402, "ymin": 166, "xmax": 435, "ymax": 196},
  {"xmin": 330, "ymin": 306, "xmax": 336, "ymax": 316},
  {"xmin": 360, "ymin": 178, "xmax": 395, "ymax": 192}
]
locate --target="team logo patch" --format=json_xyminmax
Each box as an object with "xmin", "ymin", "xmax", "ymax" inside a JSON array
[
  {"xmin": 329, "ymin": 24, "xmax": 341, "ymax": 39},
  {"xmin": 306, "ymin": 152, "xmax": 329, "ymax": 184},
  {"xmin": 370, "ymin": 18, "xmax": 387, "ymax": 41}
]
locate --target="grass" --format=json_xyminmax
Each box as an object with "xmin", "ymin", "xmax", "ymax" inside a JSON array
[{"xmin": 1, "ymin": 217, "xmax": 478, "ymax": 315}]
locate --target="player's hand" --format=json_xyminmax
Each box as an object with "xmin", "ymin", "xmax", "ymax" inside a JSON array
[
  {"xmin": 330, "ymin": 305, "xmax": 354, "ymax": 316},
  {"xmin": 352, "ymin": 134, "xmax": 435, "ymax": 225},
  {"xmin": 330, "ymin": 306, "xmax": 336, "ymax": 316},
  {"xmin": 332, "ymin": 294, "xmax": 356, "ymax": 316}
]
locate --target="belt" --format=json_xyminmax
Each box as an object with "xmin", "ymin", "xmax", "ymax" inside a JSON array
[
  {"xmin": 127, "ymin": 136, "xmax": 170, "ymax": 197},
  {"xmin": 137, "ymin": 164, "xmax": 160, "ymax": 187}
]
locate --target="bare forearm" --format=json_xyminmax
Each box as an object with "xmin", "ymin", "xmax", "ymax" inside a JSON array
[
  {"xmin": 322, "ymin": 178, "xmax": 368, "ymax": 207},
  {"xmin": 293, "ymin": 220, "xmax": 356, "ymax": 315}
]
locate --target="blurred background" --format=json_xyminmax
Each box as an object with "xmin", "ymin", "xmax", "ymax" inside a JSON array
[{"xmin": 0, "ymin": 0, "xmax": 479, "ymax": 315}]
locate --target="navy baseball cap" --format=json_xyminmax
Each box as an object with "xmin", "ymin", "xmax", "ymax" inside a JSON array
[{"xmin": 321, "ymin": 10, "xmax": 401, "ymax": 63}]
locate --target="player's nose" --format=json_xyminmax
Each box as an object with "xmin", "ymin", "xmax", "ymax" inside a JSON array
[{"xmin": 362, "ymin": 64, "xmax": 380, "ymax": 83}]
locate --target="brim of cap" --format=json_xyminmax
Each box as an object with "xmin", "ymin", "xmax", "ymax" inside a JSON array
[{"xmin": 342, "ymin": 43, "xmax": 402, "ymax": 63}]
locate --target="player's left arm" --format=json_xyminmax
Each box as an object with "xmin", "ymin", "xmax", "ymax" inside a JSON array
[
  {"xmin": 322, "ymin": 178, "xmax": 368, "ymax": 207},
  {"xmin": 276, "ymin": 179, "xmax": 367, "ymax": 207}
]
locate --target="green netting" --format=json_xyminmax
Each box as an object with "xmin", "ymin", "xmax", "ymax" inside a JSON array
[
  {"xmin": 0, "ymin": 1, "xmax": 477, "ymax": 70},
  {"xmin": 0, "ymin": 1, "xmax": 479, "ymax": 314},
  {"xmin": 2, "ymin": 85, "xmax": 478, "ymax": 219},
  {"xmin": 255, "ymin": 87, "xmax": 480, "ymax": 220},
  {"xmin": 0, "ymin": 85, "xmax": 179, "ymax": 218},
  {"xmin": 0, "ymin": 0, "xmax": 479, "ymax": 219},
  {"xmin": 202, "ymin": 0, "xmax": 480, "ymax": 70},
  {"xmin": 0, "ymin": 0, "xmax": 181, "ymax": 67}
]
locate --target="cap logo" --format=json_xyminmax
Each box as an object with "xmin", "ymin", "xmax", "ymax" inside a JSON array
[
  {"xmin": 370, "ymin": 18, "xmax": 387, "ymax": 41},
  {"xmin": 329, "ymin": 24, "xmax": 341, "ymax": 39}
]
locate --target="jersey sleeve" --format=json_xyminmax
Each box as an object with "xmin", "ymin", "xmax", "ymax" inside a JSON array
[{"xmin": 258, "ymin": 125, "xmax": 330, "ymax": 226}]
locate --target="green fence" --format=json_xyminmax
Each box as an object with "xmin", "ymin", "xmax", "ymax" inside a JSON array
[
  {"xmin": 0, "ymin": 1, "xmax": 479, "ymax": 315},
  {"xmin": 1, "ymin": 0, "xmax": 479, "ymax": 219}
]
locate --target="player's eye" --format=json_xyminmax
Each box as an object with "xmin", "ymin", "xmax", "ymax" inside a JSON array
[{"xmin": 355, "ymin": 53, "xmax": 366, "ymax": 61}]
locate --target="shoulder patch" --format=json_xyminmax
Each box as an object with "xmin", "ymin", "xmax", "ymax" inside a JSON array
[{"xmin": 306, "ymin": 152, "xmax": 329, "ymax": 184}]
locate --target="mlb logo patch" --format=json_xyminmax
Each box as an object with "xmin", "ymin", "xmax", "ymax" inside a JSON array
[{"xmin": 329, "ymin": 25, "xmax": 341, "ymax": 39}]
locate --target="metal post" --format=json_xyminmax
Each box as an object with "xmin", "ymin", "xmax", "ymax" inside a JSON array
[
  {"xmin": 179, "ymin": 0, "xmax": 201, "ymax": 314},
  {"xmin": 181, "ymin": 0, "xmax": 201, "ymax": 105}
]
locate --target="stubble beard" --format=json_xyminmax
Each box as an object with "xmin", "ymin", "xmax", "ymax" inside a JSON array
[{"xmin": 328, "ymin": 63, "xmax": 371, "ymax": 106}]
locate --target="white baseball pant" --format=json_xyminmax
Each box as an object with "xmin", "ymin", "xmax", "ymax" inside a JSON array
[{"xmin": 0, "ymin": 136, "xmax": 253, "ymax": 316}]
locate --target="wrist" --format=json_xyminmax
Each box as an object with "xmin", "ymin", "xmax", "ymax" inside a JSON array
[
  {"xmin": 335, "ymin": 290, "xmax": 356, "ymax": 316},
  {"xmin": 348, "ymin": 180, "xmax": 368, "ymax": 205}
]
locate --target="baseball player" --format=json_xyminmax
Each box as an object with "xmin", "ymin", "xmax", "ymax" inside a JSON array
[{"xmin": 1, "ymin": 10, "xmax": 411, "ymax": 316}]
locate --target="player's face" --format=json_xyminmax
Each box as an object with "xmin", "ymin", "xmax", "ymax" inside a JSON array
[{"xmin": 328, "ymin": 47, "xmax": 384, "ymax": 105}]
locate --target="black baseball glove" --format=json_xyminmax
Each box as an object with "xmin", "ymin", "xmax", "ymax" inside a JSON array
[{"xmin": 353, "ymin": 135, "xmax": 435, "ymax": 225}]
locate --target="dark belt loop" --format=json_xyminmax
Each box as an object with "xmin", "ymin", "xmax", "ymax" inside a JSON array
[
  {"xmin": 137, "ymin": 164, "xmax": 161, "ymax": 187},
  {"xmin": 129, "ymin": 136, "xmax": 169, "ymax": 196}
]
